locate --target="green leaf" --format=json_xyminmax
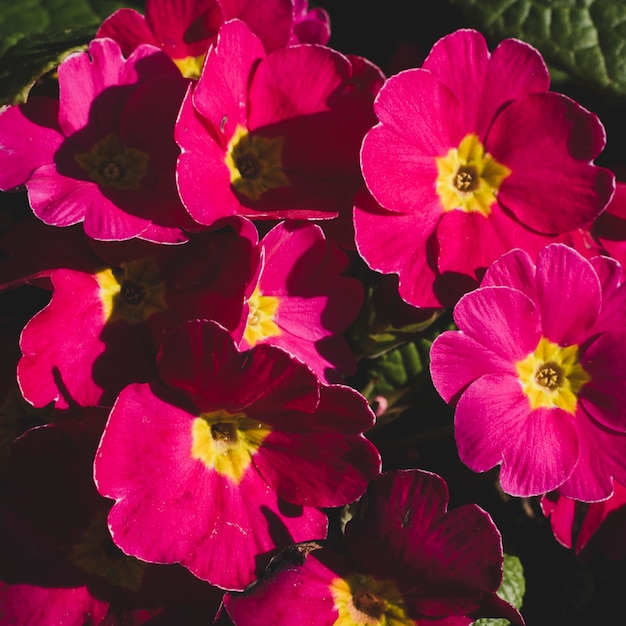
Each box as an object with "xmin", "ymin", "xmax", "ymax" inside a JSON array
[
  {"xmin": 365, "ymin": 341, "xmax": 424, "ymax": 395},
  {"xmin": 453, "ymin": 0, "xmax": 626, "ymax": 97},
  {"xmin": 473, "ymin": 554, "xmax": 526, "ymax": 626},
  {"xmin": 352, "ymin": 312, "xmax": 440, "ymax": 359},
  {"xmin": 0, "ymin": 0, "xmax": 144, "ymax": 105},
  {"xmin": 0, "ymin": 26, "xmax": 94, "ymax": 105},
  {"xmin": 347, "ymin": 279, "xmax": 441, "ymax": 359}
]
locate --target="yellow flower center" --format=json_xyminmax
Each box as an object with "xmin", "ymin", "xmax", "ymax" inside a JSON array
[
  {"xmin": 515, "ymin": 337, "xmax": 590, "ymax": 414},
  {"xmin": 243, "ymin": 285, "xmax": 281, "ymax": 347},
  {"xmin": 191, "ymin": 409, "xmax": 271, "ymax": 483},
  {"xmin": 225, "ymin": 124, "xmax": 289, "ymax": 200},
  {"xmin": 95, "ymin": 258, "xmax": 167, "ymax": 324},
  {"xmin": 173, "ymin": 53, "xmax": 207, "ymax": 79},
  {"xmin": 330, "ymin": 573, "xmax": 413, "ymax": 626},
  {"xmin": 75, "ymin": 133, "xmax": 149, "ymax": 190},
  {"xmin": 435, "ymin": 133, "xmax": 511, "ymax": 216}
]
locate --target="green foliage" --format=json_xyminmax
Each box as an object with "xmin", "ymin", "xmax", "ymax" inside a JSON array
[
  {"xmin": 0, "ymin": 25, "xmax": 92, "ymax": 105},
  {"xmin": 348, "ymin": 285, "xmax": 440, "ymax": 360},
  {"xmin": 350, "ymin": 313, "xmax": 440, "ymax": 360},
  {"xmin": 474, "ymin": 554, "xmax": 526, "ymax": 626},
  {"xmin": 365, "ymin": 340, "xmax": 426, "ymax": 395},
  {"xmin": 0, "ymin": 0, "xmax": 144, "ymax": 105},
  {"xmin": 453, "ymin": 0, "xmax": 626, "ymax": 97}
]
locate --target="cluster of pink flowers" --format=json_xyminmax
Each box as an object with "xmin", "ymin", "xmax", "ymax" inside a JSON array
[{"xmin": 2, "ymin": 0, "xmax": 626, "ymax": 623}]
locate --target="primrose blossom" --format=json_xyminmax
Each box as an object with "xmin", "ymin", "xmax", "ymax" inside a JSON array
[
  {"xmin": 224, "ymin": 470, "xmax": 523, "ymax": 626},
  {"xmin": 98, "ymin": 0, "xmax": 318, "ymax": 80},
  {"xmin": 175, "ymin": 19, "xmax": 379, "ymax": 226},
  {"xmin": 430, "ymin": 244, "xmax": 626, "ymax": 500},
  {"xmin": 355, "ymin": 29, "xmax": 614, "ymax": 308},
  {"xmin": 0, "ymin": 38, "xmax": 194, "ymax": 243},
  {"xmin": 237, "ymin": 221, "xmax": 363, "ymax": 383},
  {"xmin": 17, "ymin": 222, "xmax": 255, "ymax": 409},
  {"xmin": 94, "ymin": 320, "xmax": 380, "ymax": 590}
]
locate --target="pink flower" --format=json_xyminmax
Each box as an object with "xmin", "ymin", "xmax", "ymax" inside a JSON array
[
  {"xmin": 430, "ymin": 244, "xmax": 626, "ymax": 500},
  {"xmin": 94, "ymin": 320, "xmax": 380, "ymax": 590},
  {"xmin": 0, "ymin": 584, "xmax": 109, "ymax": 626},
  {"xmin": 18, "ymin": 221, "xmax": 256, "ymax": 409},
  {"xmin": 0, "ymin": 38, "xmax": 193, "ymax": 242},
  {"xmin": 97, "ymin": 0, "xmax": 299, "ymax": 80},
  {"xmin": 237, "ymin": 221, "xmax": 362, "ymax": 382},
  {"xmin": 356, "ymin": 29, "xmax": 614, "ymax": 308},
  {"xmin": 224, "ymin": 470, "xmax": 523, "ymax": 626},
  {"xmin": 592, "ymin": 180, "xmax": 626, "ymax": 266},
  {"xmin": 290, "ymin": 0, "xmax": 331, "ymax": 45},
  {"xmin": 175, "ymin": 19, "xmax": 379, "ymax": 226},
  {"xmin": 541, "ymin": 482, "xmax": 626, "ymax": 560}
]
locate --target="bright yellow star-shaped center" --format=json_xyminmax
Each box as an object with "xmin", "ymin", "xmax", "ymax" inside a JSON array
[
  {"xmin": 515, "ymin": 336, "xmax": 590, "ymax": 414},
  {"xmin": 435, "ymin": 133, "xmax": 511, "ymax": 216}
]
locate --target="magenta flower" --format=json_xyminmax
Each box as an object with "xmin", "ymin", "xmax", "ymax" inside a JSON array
[
  {"xmin": 592, "ymin": 180, "xmax": 626, "ymax": 267},
  {"xmin": 94, "ymin": 320, "xmax": 380, "ymax": 590},
  {"xmin": 97, "ymin": 0, "xmax": 298, "ymax": 80},
  {"xmin": 290, "ymin": 0, "xmax": 331, "ymax": 45},
  {"xmin": 356, "ymin": 29, "xmax": 614, "ymax": 308},
  {"xmin": 18, "ymin": 222, "xmax": 256, "ymax": 409},
  {"xmin": 224, "ymin": 470, "xmax": 522, "ymax": 626},
  {"xmin": 541, "ymin": 481, "xmax": 626, "ymax": 560},
  {"xmin": 237, "ymin": 221, "xmax": 363, "ymax": 382},
  {"xmin": 430, "ymin": 243, "xmax": 626, "ymax": 500},
  {"xmin": 175, "ymin": 19, "xmax": 378, "ymax": 226},
  {"xmin": 0, "ymin": 38, "xmax": 193, "ymax": 242},
  {"xmin": 0, "ymin": 583, "xmax": 109, "ymax": 626}
]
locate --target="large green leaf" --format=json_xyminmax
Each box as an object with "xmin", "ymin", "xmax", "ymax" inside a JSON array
[
  {"xmin": 0, "ymin": 0, "xmax": 144, "ymax": 105},
  {"xmin": 0, "ymin": 25, "xmax": 95, "ymax": 105},
  {"xmin": 453, "ymin": 0, "xmax": 626, "ymax": 97}
]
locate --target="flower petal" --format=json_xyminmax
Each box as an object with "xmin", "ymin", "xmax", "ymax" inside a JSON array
[
  {"xmin": 480, "ymin": 247, "xmax": 537, "ymax": 302},
  {"xmin": 453, "ymin": 286, "xmax": 540, "ymax": 361},
  {"xmin": 557, "ymin": 410, "xmax": 626, "ymax": 502},
  {"xmin": 345, "ymin": 470, "xmax": 505, "ymax": 618},
  {"xmin": 490, "ymin": 93, "xmax": 613, "ymax": 235},
  {"xmin": 361, "ymin": 69, "xmax": 460, "ymax": 214},
  {"xmin": 455, "ymin": 374, "xmax": 579, "ymax": 496},
  {"xmin": 193, "ymin": 19, "xmax": 265, "ymax": 137},
  {"xmin": 580, "ymin": 331, "xmax": 626, "ymax": 432},
  {"xmin": 157, "ymin": 320, "xmax": 319, "ymax": 414},
  {"xmin": 534, "ymin": 244, "xmax": 601, "ymax": 345},
  {"xmin": 430, "ymin": 331, "xmax": 516, "ymax": 404},
  {"xmin": 175, "ymin": 86, "xmax": 242, "ymax": 226},
  {"xmin": 421, "ymin": 29, "xmax": 490, "ymax": 136},
  {"xmin": 247, "ymin": 42, "xmax": 350, "ymax": 128},
  {"xmin": 252, "ymin": 385, "xmax": 380, "ymax": 508},
  {"xmin": 224, "ymin": 548, "xmax": 347, "ymax": 626},
  {"xmin": 0, "ymin": 98, "xmax": 63, "ymax": 191},
  {"xmin": 353, "ymin": 190, "xmax": 449, "ymax": 308},
  {"xmin": 435, "ymin": 208, "xmax": 557, "ymax": 288}
]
